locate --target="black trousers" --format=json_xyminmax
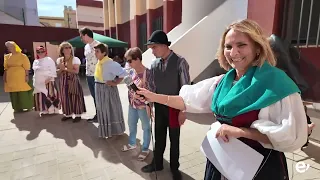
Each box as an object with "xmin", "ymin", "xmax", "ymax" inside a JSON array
[{"xmin": 153, "ymin": 103, "xmax": 180, "ymax": 171}]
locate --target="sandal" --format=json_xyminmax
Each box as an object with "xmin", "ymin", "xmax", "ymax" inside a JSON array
[
  {"xmin": 138, "ymin": 150, "xmax": 149, "ymax": 161},
  {"xmin": 121, "ymin": 144, "xmax": 136, "ymax": 152}
]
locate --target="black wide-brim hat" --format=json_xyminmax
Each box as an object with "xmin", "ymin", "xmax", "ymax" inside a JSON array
[{"xmin": 145, "ymin": 30, "xmax": 171, "ymax": 46}]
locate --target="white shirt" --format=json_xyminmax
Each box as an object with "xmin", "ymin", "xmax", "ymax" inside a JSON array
[
  {"xmin": 84, "ymin": 40, "xmax": 100, "ymax": 76},
  {"xmin": 179, "ymin": 75, "xmax": 308, "ymax": 152},
  {"xmin": 32, "ymin": 57, "xmax": 57, "ymax": 95}
]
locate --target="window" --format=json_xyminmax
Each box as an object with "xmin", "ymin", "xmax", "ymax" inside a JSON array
[
  {"xmin": 55, "ymin": 23, "xmax": 62, "ymax": 27},
  {"xmin": 111, "ymin": 33, "xmax": 117, "ymax": 39},
  {"xmin": 138, "ymin": 22, "xmax": 147, "ymax": 52},
  {"xmin": 152, "ymin": 16, "xmax": 163, "ymax": 32},
  {"xmin": 283, "ymin": 0, "xmax": 320, "ymax": 47}
]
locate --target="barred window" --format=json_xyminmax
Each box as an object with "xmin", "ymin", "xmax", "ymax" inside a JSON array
[
  {"xmin": 138, "ymin": 22, "xmax": 147, "ymax": 52},
  {"xmin": 152, "ymin": 16, "xmax": 163, "ymax": 32},
  {"xmin": 283, "ymin": 0, "xmax": 320, "ymax": 47}
]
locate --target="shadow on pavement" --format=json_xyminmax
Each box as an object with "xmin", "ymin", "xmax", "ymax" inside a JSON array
[{"xmin": 10, "ymin": 110, "xmax": 195, "ymax": 179}]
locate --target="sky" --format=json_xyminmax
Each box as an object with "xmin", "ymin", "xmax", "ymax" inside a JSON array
[{"xmin": 37, "ymin": 0, "xmax": 76, "ymax": 17}]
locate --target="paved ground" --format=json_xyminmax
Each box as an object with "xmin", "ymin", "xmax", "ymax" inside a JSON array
[{"xmin": 0, "ymin": 78, "xmax": 319, "ymax": 180}]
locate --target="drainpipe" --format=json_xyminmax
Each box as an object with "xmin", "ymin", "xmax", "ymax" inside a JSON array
[{"xmin": 22, "ymin": 8, "xmax": 26, "ymax": 25}]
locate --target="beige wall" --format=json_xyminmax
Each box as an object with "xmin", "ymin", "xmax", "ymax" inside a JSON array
[
  {"xmin": 120, "ymin": 0, "xmax": 130, "ymax": 24},
  {"xmin": 76, "ymin": 5, "xmax": 104, "ymax": 25},
  {"xmin": 137, "ymin": 0, "xmax": 147, "ymax": 16},
  {"xmin": 130, "ymin": 0, "xmax": 147, "ymax": 20},
  {"xmin": 64, "ymin": 10, "xmax": 77, "ymax": 28},
  {"xmin": 147, "ymin": 0, "xmax": 163, "ymax": 9},
  {"xmin": 33, "ymin": 42, "xmax": 59, "ymax": 61},
  {"xmin": 39, "ymin": 17, "xmax": 65, "ymax": 27},
  {"xmin": 108, "ymin": 0, "xmax": 115, "ymax": 27},
  {"xmin": 103, "ymin": 0, "xmax": 109, "ymax": 30},
  {"xmin": 114, "ymin": 0, "xmax": 122, "ymax": 25},
  {"xmin": 103, "ymin": 0, "xmax": 153, "ymax": 25}
]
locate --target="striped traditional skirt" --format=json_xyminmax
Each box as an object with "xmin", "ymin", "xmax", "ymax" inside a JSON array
[
  {"xmin": 95, "ymin": 82, "xmax": 125, "ymax": 138},
  {"xmin": 59, "ymin": 72, "xmax": 86, "ymax": 116},
  {"xmin": 34, "ymin": 81, "xmax": 61, "ymax": 114}
]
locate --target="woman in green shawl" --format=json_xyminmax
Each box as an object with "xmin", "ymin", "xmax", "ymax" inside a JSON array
[{"xmin": 136, "ymin": 19, "xmax": 308, "ymax": 180}]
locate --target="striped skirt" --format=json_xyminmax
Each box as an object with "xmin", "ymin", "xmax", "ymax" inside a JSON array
[
  {"xmin": 34, "ymin": 81, "xmax": 61, "ymax": 114},
  {"xmin": 59, "ymin": 72, "xmax": 86, "ymax": 116},
  {"xmin": 95, "ymin": 83, "xmax": 125, "ymax": 138}
]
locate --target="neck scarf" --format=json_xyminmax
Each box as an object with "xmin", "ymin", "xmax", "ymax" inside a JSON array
[
  {"xmin": 211, "ymin": 62, "xmax": 300, "ymax": 122},
  {"xmin": 36, "ymin": 46, "xmax": 47, "ymax": 59},
  {"xmin": 8, "ymin": 41, "xmax": 22, "ymax": 53},
  {"xmin": 94, "ymin": 56, "xmax": 112, "ymax": 82}
]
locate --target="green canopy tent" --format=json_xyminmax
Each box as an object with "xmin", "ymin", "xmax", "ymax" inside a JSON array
[{"xmin": 67, "ymin": 32, "xmax": 128, "ymax": 48}]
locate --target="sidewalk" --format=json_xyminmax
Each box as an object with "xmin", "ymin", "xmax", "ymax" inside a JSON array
[{"xmin": 0, "ymin": 79, "xmax": 319, "ymax": 180}]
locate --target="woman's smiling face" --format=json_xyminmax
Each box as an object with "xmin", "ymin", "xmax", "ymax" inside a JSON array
[{"xmin": 224, "ymin": 29, "xmax": 258, "ymax": 72}]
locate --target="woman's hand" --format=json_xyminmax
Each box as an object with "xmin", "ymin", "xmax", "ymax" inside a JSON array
[
  {"xmin": 136, "ymin": 88, "xmax": 156, "ymax": 102},
  {"xmin": 45, "ymin": 78, "xmax": 51, "ymax": 84},
  {"xmin": 146, "ymin": 105, "xmax": 154, "ymax": 120},
  {"xmin": 178, "ymin": 111, "xmax": 187, "ymax": 125},
  {"xmin": 215, "ymin": 124, "xmax": 243, "ymax": 142},
  {"xmin": 59, "ymin": 63, "xmax": 65, "ymax": 70},
  {"xmin": 132, "ymin": 92, "xmax": 141, "ymax": 100}
]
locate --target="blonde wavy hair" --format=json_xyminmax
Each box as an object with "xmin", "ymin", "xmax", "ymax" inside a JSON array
[
  {"xmin": 58, "ymin": 41, "xmax": 74, "ymax": 57},
  {"xmin": 216, "ymin": 19, "xmax": 276, "ymax": 71}
]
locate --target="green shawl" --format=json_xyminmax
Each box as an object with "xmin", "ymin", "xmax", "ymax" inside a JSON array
[{"xmin": 211, "ymin": 62, "xmax": 300, "ymax": 122}]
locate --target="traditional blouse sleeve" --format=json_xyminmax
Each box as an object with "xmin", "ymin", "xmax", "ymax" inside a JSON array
[
  {"xmin": 22, "ymin": 54, "xmax": 30, "ymax": 70},
  {"xmin": 251, "ymin": 93, "xmax": 308, "ymax": 152},
  {"xmin": 56, "ymin": 58, "xmax": 61, "ymax": 65},
  {"xmin": 32, "ymin": 60, "xmax": 40, "ymax": 71},
  {"xmin": 47, "ymin": 57, "xmax": 57, "ymax": 78},
  {"xmin": 72, "ymin": 57, "xmax": 81, "ymax": 65},
  {"xmin": 179, "ymin": 74, "xmax": 224, "ymax": 113}
]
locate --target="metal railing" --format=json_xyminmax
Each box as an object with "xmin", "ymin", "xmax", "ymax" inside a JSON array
[{"xmin": 292, "ymin": 0, "xmax": 320, "ymax": 47}]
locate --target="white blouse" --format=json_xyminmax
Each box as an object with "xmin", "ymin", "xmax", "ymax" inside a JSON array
[
  {"xmin": 179, "ymin": 75, "xmax": 308, "ymax": 152},
  {"xmin": 33, "ymin": 57, "xmax": 57, "ymax": 95}
]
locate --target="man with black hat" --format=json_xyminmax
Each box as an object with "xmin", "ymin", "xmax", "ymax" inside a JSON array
[{"xmin": 142, "ymin": 30, "xmax": 190, "ymax": 180}]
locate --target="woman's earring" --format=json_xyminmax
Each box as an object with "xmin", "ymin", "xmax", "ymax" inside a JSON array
[{"xmin": 256, "ymin": 53, "xmax": 260, "ymax": 60}]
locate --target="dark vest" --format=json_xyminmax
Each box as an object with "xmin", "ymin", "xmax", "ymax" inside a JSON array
[{"xmin": 152, "ymin": 52, "xmax": 181, "ymax": 95}]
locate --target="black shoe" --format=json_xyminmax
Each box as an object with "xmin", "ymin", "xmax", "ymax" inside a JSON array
[
  {"xmin": 141, "ymin": 164, "xmax": 163, "ymax": 173},
  {"xmin": 61, "ymin": 116, "xmax": 72, "ymax": 121},
  {"xmin": 172, "ymin": 170, "xmax": 182, "ymax": 180},
  {"xmin": 73, "ymin": 117, "xmax": 81, "ymax": 123},
  {"xmin": 87, "ymin": 115, "xmax": 98, "ymax": 123}
]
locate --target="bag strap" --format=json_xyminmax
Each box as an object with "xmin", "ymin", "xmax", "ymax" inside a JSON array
[{"xmin": 142, "ymin": 69, "xmax": 147, "ymax": 88}]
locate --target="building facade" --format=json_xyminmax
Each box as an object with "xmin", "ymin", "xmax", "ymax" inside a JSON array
[
  {"xmin": 76, "ymin": 0, "xmax": 104, "ymax": 34},
  {"xmin": 39, "ymin": 6, "xmax": 77, "ymax": 28},
  {"xmin": 39, "ymin": 16, "xmax": 65, "ymax": 27},
  {"xmin": 0, "ymin": 11, "xmax": 24, "ymax": 25},
  {"xmin": 100, "ymin": 0, "xmax": 180, "ymax": 51},
  {"xmin": 63, "ymin": 6, "xmax": 77, "ymax": 29},
  {"xmin": 0, "ymin": 0, "xmax": 40, "ymax": 26},
  {"xmin": 74, "ymin": 0, "xmax": 180, "ymax": 51}
]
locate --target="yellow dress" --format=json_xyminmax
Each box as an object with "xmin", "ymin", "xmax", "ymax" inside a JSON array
[{"xmin": 4, "ymin": 53, "xmax": 31, "ymax": 92}]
